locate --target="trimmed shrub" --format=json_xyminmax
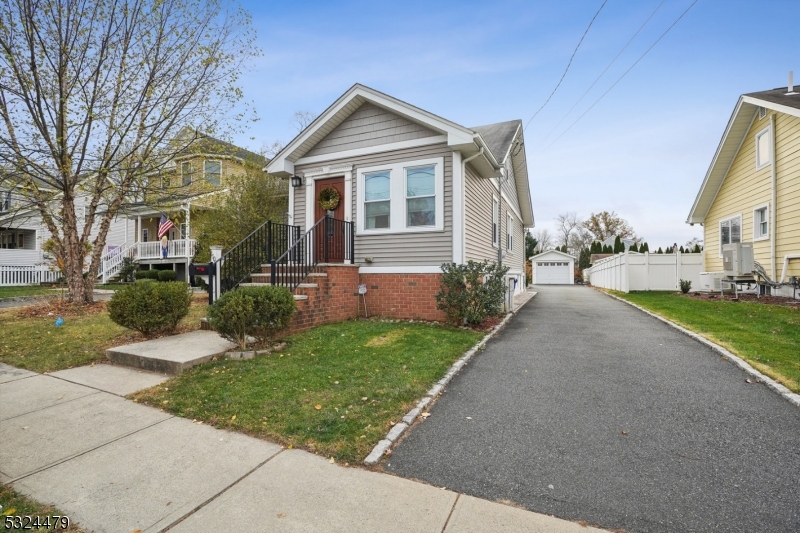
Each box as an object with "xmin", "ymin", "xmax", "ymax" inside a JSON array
[
  {"xmin": 135, "ymin": 269, "xmax": 159, "ymax": 280},
  {"xmin": 118, "ymin": 257, "xmax": 138, "ymax": 283},
  {"xmin": 208, "ymin": 286, "xmax": 296, "ymax": 349},
  {"xmin": 436, "ymin": 260, "xmax": 510, "ymax": 326},
  {"xmin": 157, "ymin": 270, "xmax": 178, "ymax": 282},
  {"xmin": 108, "ymin": 281, "xmax": 191, "ymax": 336},
  {"xmin": 679, "ymin": 279, "xmax": 692, "ymax": 294}
]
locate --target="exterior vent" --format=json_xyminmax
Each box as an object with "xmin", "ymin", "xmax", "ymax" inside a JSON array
[{"xmin": 759, "ymin": 106, "xmax": 767, "ymax": 119}]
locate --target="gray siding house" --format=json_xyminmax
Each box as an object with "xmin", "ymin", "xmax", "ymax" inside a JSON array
[{"xmin": 267, "ymin": 84, "xmax": 534, "ymax": 314}]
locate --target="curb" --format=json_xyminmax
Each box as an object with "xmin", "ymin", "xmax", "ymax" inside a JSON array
[
  {"xmin": 601, "ymin": 290, "xmax": 800, "ymax": 408},
  {"xmin": 364, "ymin": 292, "xmax": 537, "ymax": 466}
]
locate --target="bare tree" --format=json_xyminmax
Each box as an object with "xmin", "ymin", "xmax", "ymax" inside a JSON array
[
  {"xmin": 0, "ymin": 0, "xmax": 258, "ymax": 303},
  {"xmin": 532, "ymin": 228, "xmax": 554, "ymax": 254},
  {"xmin": 555, "ymin": 212, "xmax": 582, "ymax": 249},
  {"xmin": 583, "ymin": 211, "xmax": 636, "ymax": 242},
  {"xmin": 292, "ymin": 111, "xmax": 318, "ymax": 133},
  {"xmin": 568, "ymin": 227, "xmax": 594, "ymax": 256},
  {"xmin": 262, "ymin": 140, "xmax": 285, "ymax": 159}
]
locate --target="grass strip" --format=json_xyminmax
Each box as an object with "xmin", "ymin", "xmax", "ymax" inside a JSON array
[
  {"xmin": 130, "ymin": 319, "xmax": 483, "ymax": 464},
  {"xmin": 0, "ymin": 484, "xmax": 87, "ymax": 532},
  {"xmin": 0, "ymin": 300, "xmax": 208, "ymax": 373},
  {"xmin": 0, "ymin": 286, "xmax": 56, "ymax": 299},
  {"xmin": 612, "ymin": 291, "xmax": 800, "ymax": 392}
]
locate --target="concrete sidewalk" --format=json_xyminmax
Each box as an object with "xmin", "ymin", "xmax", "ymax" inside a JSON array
[{"xmin": 0, "ymin": 362, "xmax": 606, "ymax": 533}]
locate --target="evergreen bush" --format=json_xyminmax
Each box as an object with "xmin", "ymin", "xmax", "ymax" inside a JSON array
[
  {"xmin": 157, "ymin": 270, "xmax": 178, "ymax": 282},
  {"xmin": 436, "ymin": 260, "xmax": 509, "ymax": 326},
  {"xmin": 118, "ymin": 257, "xmax": 138, "ymax": 283},
  {"xmin": 679, "ymin": 279, "xmax": 692, "ymax": 294},
  {"xmin": 135, "ymin": 269, "xmax": 159, "ymax": 280},
  {"xmin": 208, "ymin": 286, "xmax": 296, "ymax": 349},
  {"xmin": 108, "ymin": 281, "xmax": 191, "ymax": 336}
]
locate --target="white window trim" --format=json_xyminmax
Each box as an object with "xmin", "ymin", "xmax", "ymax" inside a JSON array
[
  {"xmin": 507, "ymin": 213, "xmax": 514, "ymax": 252},
  {"xmin": 755, "ymin": 126, "xmax": 771, "ymax": 170},
  {"xmin": 204, "ymin": 159, "xmax": 222, "ymax": 186},
  {"xmin": 491, "ymin": 195, "xmax": 499, "ymax": 248},
  {"xmin": 718, "ymin": 213, "xmax": 742, "ymax": 257},
  {"xmin": 356, "ymin": 157, "xmax": 444, "ymax": 235},
  {"xmin": 752, "ymin": 203, "xmax": 769, "ymax": 242},
  {"xmin": 181, "ymin": 161, "xmax": 193, "ymax": 186}
]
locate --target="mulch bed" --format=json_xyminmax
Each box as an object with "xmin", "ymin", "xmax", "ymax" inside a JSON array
[
  {"xmin": 684, "ymin": 291, "xmax": 799, "ymax": 308},
  {"xmin": 15, "ymin": 298, "xmax": 108, "ymax": 319}
]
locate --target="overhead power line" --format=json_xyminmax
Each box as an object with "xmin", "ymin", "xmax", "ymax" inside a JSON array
[
  {"xmin": 532, "ymin": 0, "xmax": 668, "ymax": 153},
  {"xmin": 542, "ymin": 0, "xmax": 700, "ymax": 152},
  {"xmin": 523, "ymin": 0, "xmax": 608, "ymax": 131}
]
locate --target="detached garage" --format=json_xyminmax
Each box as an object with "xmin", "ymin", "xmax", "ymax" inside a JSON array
[{"xmin": 531, "ymin": 250, "xmax": 576, "ymax": 285}]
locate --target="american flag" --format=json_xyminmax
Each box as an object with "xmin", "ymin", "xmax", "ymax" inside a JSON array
[{"xmin": 158, "ymin": 214, "xmax": 174, "ymax": 239}]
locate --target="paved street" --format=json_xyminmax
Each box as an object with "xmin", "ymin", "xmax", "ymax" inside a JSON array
[{"xmin": 386, "ymin": 285, "xmax": 800, "ymax": 533}]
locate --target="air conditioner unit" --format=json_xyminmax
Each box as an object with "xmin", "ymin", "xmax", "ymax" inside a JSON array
[
  {"xmin": 699, "ymin": 272, "xmax": 726, "ymax": 291},
  {"xmin": 722, "ymin": 242, "xmax": 754, "ymax": 276}
]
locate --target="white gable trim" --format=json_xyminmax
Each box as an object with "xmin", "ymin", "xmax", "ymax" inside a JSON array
[
  {"xmin": 295, "ymin": 135, "xmax": 447, "ymax": 166},
  {"xmin": 530, "ymin": 249, "xmax": 577, "ymax": 261},
  {"xmin": 742, "ymin": 95, "xmax": 800, "ymax": 119}
]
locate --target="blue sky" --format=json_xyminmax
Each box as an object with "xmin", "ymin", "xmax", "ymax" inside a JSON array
[{"xmin": 229, "ymin": 0, "xmax": 800, "ymax": 249}]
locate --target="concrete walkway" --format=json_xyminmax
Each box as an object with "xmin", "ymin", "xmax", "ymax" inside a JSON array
[{"xmin": 0, "ymin": 362, "xmax": 606, "ymax": 533}]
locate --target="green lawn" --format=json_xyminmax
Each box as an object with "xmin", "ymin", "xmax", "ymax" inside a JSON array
[
  {"xmin": 0, "ymin": 286, "xmax": 57, "ymax": 299},
  {"xmin": 0, "ymin": 484, "xmax": 86, "ymax": 532},
  {"xmin": 0, "ymin": 300, "xmax": 209, "ymax": 373},
  {"xmin": 131, "ymin": 320, "xmax": 483, "ymax": 464},
  {"xmin": 612, "ymin": 291, "xmax": 800, "ymax": 392}
]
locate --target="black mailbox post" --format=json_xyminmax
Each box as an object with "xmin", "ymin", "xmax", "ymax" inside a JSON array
[{"xmin": 189, "ymin": 262, "xmax": 216, "ymax": 304}]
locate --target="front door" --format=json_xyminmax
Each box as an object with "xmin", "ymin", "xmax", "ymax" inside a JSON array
[{"xmin": 314, "ymin": 176, "xmax": 346, "ymax": 263}]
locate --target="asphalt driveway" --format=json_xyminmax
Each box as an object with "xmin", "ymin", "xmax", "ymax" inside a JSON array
[{"xmin": 385, "ymin": 285, "xmax": 800, "ymax": 533}]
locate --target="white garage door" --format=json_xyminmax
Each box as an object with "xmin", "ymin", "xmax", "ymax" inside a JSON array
[{"xmin": 535, "ymin": 261, "xmax": 571, "ymax": 284}]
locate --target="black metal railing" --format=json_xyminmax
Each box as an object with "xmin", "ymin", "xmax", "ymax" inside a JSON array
[
  {"xmin": 269, "ymin": 215, "xmax": 354, "ymax": 291},
  {"xmin": 217, "ymin": 220, "xmax": 300, "ymax": 294}
]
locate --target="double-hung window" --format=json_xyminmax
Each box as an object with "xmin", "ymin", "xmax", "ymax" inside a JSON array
[
  {"xmin": 181, "ymin": 162, "xmax": 193, "ymax": 186},
  {"xmin": 719, "ymin": 214, "xmax": 741, "ymax": 255},
  {"xmin": 364, "ymin": 170, "xmax": 391, "ymax": 229},
  {"xmin": 204, "ymin": 160, "xmax": 221, "ymax": 186},
  {"xmin": 357, "ymin": 157, "xmax": 444, "ymax": 234},
  {"xmin": 753, "ymin": 205, "xmax": 769, "ymax": 240},
  {"xmin": 492, "ymin": 197, "xmax": 499, "ymax": 247},
  {"xmin": 756, "ymin": 126, "xmax": 771, "ymax": 170},
  {"xmin": 1, "ymin": 192, "xmax": 10, "ymax": 213}
]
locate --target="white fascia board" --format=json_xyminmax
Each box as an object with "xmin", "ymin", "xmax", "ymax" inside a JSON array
[
  {"xmin": 686, "ymin": 97, "xmax": 754, "ymax": 224},
  {"xmin": 742, "ymin": 95, "xmax": 800, "ymax": 119},
  {"xmin": 295, "ymin": 136, "xmax": 447, "ymax": 166},
  {"xmin": 530, "ymin": 249, "xmax": 577, "ymax": 261},
  {"xmin": 268, "ymin": 158, "xmax": 295, "ymax": 178},
  {"xmin": 359, "ymin": 265, "xmax": 443, "ymax": 274}
]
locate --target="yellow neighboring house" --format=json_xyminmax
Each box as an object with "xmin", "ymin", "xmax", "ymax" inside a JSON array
[{"xmin": 687, "ymin": 80, "xmax": 800, "ymax": 297}]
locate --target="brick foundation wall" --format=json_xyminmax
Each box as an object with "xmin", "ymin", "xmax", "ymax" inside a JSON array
[
  {"xmin": 286, "ymin": 264, "xmax": 360, "ymax": 335},
  {"xmin": 358, "ymin": 273, "xmax": 445, "ymax": 322}
]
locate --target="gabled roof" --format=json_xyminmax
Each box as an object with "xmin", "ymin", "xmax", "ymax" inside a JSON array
[
  {"xmin": 266, "ymin": 84, "xmax": 534, "ymax": 226},
  {"xmin": 266, "ymin": 83, "xmax": 501, "ymax": 179},
  {"xmin": 687, "ymin": 86, "xmax": 800, "ymax": 224},
  {"xmin": 531, "ymin": 249, "xmax": 576, "ymax": 261}
]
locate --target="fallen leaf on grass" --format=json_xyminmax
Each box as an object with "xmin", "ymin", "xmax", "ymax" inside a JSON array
[
  {"xmin": 315, "ymin": 404, "xmax": 322, "ymax": 410},
  {"xmin": 231, "ymin": 415, "xmax": 236, "ymax": 421}
]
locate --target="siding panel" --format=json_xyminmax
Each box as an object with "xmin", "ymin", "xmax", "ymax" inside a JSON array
[{"xmin": 304, "ymin": 103, "xmax": 439, "ymax": 158}]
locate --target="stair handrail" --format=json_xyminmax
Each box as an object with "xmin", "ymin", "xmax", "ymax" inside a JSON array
[{"xmin": 214, "ymin": 219, "xmax": 300, "ymax": 294}]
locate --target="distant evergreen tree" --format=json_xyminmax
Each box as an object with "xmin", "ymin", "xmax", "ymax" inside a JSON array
[
  {"xmin": 629, "ymin": 242, "xmax": 639, "ymax": 253},
  {"xmin": 578, "ymin": 248, "xmax": 591, "ymax": 270},
  {"xmin": 613, "ymin": 236, "xmax": 623, "ymax": 253},
  {"xmin": 657, "ymin": 247, "xmax": 663, "ymax": 254},
  {"xmin": 641, "ymin": 242, "xmax": 649, "ymax": 253},
  {"xmin": 679, "ymin": 246, "xmax": 685, "ymax": 253},
  {"xmin": 693, "ymin": 244, "xmax": 701, "ymax": 253},
  {"xmin": 604, "ymin": 244, "xmax": 613, "ymax": 254}
]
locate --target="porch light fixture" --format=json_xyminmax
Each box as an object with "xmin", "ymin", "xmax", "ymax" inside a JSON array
[{"xmin": 290, "ymin": 175, "xmax": 304, "ymax": 188}]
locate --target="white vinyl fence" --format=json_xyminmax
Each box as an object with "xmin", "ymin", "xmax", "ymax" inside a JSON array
[
  {"xmin": 1, "ymin": 265, "xmax": 61, "ymax": 286},
  {"xmin": 584, "ymin": 252, "xmax": 703, "ymax": 293}
]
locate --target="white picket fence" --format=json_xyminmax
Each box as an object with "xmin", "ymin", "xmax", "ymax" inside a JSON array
[
  {"xmin": 0, "ymin": 265, "xmax": 61, "ymax": 286},
  {"xmin": 584, "ymin": 251, "xmax": 703, "ymax": 293}
]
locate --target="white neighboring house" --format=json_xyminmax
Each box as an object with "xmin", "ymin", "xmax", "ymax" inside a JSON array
[
  {"xmin": 602, "ymin": 236, "xmax": 637, "ymax": 251},
  {"xmin": 0, "ymin": 186, "xmax": 134, "ymax": 285},
  {"xmin": 531, "ymin": 249, "xmax": 575, "ymax": 285}
]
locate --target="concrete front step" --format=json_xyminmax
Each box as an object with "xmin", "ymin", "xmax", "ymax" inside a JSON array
[{"xmin": 106, "ymin": 330, "xmax": 236, "ymax": 375}]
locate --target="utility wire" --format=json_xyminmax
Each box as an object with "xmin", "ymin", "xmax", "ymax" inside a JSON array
[
  {"xmin": 523, "ymin": 0, "xmax": 608, "ymax": 131},
  {"xmin": 542, "ymin": 0, "xmax": 699, "ymax": 152},
  {"xmin": 532, "ymin": 0, "xmax": 667, "ymax": 153}
]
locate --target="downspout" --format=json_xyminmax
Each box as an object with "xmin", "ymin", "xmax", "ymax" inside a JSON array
[
  {"xmin": 461, "ymin": 148, "xmax": 484, "ymax": 264},
  {"xmin": 770, "ymin": 113, "xmax": 777, "ymax": 281}
]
